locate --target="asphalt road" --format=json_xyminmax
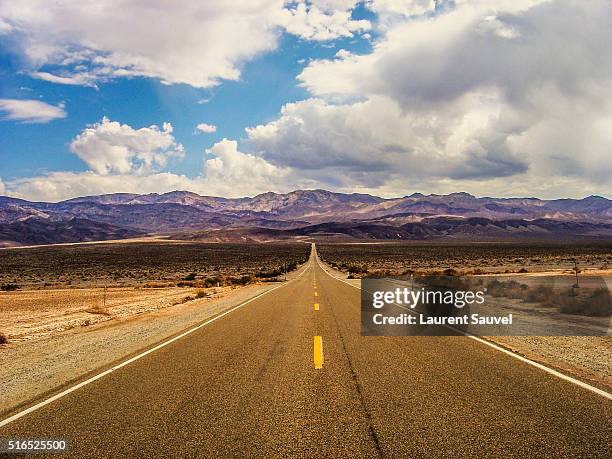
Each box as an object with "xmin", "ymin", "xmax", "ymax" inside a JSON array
[{"xmin": 1, "ymin": 245, "xmax": 610, "ymax": 457}]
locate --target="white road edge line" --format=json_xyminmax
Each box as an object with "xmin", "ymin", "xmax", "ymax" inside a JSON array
[
  {"xmin": 0, "ymin": 260, "xmax": 312, "ymax": 428},
  {"xmin": 314, "ymin": 253, "xmax": 612, "ymax": 400}
]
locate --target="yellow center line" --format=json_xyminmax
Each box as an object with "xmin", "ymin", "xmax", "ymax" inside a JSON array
[
  {"xmin": 314, "ymin": 291, "xmax": 318, "ymax": 297},
  {"xmin": 314, "ymin": 302, "xmax": 319, "ymax": 311},
  {"xmin": 313, "ymin": 336, "xmax": 324, "ymax": 369}
]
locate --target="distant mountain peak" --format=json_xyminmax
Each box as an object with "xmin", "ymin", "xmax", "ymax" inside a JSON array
[
  {"xmin": 1, "ymin": 188, "xmax": 611, "ymax": 246},
  {"xmin": 448, "ymin": 192, "xmax": 475, "ymax": 198}
]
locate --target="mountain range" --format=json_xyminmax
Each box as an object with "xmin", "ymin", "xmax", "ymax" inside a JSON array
[{"xmin": 1, "ymin": 190, "xmax": 611, "ymax": 246}]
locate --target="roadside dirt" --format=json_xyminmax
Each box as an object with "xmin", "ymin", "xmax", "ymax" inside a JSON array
[
  {"xmin": 487, "ymin": 335, "xmax": 611, "ymax": 390},
  {"xmin": 0, "ymin": 286, "xmax": 228, "ymax": 342}
]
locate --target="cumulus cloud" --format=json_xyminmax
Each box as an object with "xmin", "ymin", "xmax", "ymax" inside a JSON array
[
  {"xmin": 69, "ymin": 118, "xmax": 184, "ymax": 175},
  {"xmin": 0, "ymin": 1, "xmax": 283, "ymax": 88},
  {"xmin": 196, "ymin": 123, "xmax": 217, "ymax": 134},
  {"xmin": 279, "ymin": 0, "xmax": 370, "ymax": 41},
  {"xmin": 0, "ymin": 0, "xmax": 370, "ymax": 88},
  {"xmin": 202, "ymin": 139, "xmax": 294, "ymax": 197},
  {"xmin": 246, "ymin": 0, "xmax": 612, "ymax": 197},
  {"xmin": 368, "ymin": 0, "xmax": 436, "ymax": 18},
  {"xmin": 6, "ymin": 171, "xmax": 196, "ymax": 203},
  {"xmin": 3, "ymin": 124, "xmax": 299, "ymax": 201},
  {"xmin": 0, "ymin": 98, "xmax": 66, "ymax": 123}
]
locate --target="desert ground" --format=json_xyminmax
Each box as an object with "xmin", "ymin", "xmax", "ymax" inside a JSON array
[
  {"xmin": 0, "ymin": 241, "xmax": 309, "ymax": 342},
  {"xmin": 317, "ymin": 241, "xmax": 611, "ymax": 276}
]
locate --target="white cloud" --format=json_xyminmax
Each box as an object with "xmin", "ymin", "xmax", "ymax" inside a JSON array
[
  {"xmin": 5, "ymin": 171, "xmax": 197, "ymax": 203},
  {"xmin": 246, "ymin": 0, "xmax": 612, "ymax": 197},
  {"xmin": 0, "ymin": 98, "xmax": 66, "ymax": 123},
  {"xmin": 2, "ymin": 124, "xmax": 299, "ymax": 201},
  {"xmin": 202, "ymin": 139, "xmax": 294, "ymax": 197},
  {"xmin": 279, "ymin": 1, "xmax": 370, "ymax": 41},
  {"xmin": 0, "ymin": 1, "xmax": 284, "ymax": 88},
  {"xmin": 30, "ymin": 71, "xmax": 98, "ymax": 87},
  {"xmin": 0, "ymin": 0, "xmax": 370, "ymax": 88},
  {"xmin": 69, "ymin": 118, "xmax": 184, "ymax": 175},
  {"xmin": 196, "ymin": 123, "xmax": 217, "ymax": 134},
  {"xmin": 0, "ymin": 17, "xmax": 11, "ymax": 33},
  {"xmin": 368, "ymin": 0, "xmax": 436, "ymax": 17}
]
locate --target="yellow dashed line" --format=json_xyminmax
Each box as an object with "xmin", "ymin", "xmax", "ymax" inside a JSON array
[
  {"xmin": 313, "ymin": 336, "xmax": 324, "ymax": 369},
  {"xmin": 314, "ymin": 303, "xmax": 319, "ymax": 311}
]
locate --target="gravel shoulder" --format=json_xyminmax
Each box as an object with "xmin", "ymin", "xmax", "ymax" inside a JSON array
[{"xmin": 0, "ymin": 264, "xmax": 307, "ymax": 417}]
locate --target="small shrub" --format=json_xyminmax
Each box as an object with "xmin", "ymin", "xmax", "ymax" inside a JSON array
[
  {"xmin": 347, "ymin": 264, "xmax": 367, "ymax": 274},
  {"xmin": 257, "ymin": 268, "xmax": 283, "ymax": 279},
  {"xmin": 560, "ymin": 287, "xmax": 612, "ymax": 316},
  {"xmin": 1, "ymin": 283, "xmax": 19, "ymax": 291},
  {"xmin": 0, "ymin": 332, "xmax": 8, "ymax": 344},
  {"xmin": 182, "ymin": 272, "xmax": 197, "ymax": 281},
  {"xmin": 196, "ymin": 290, "xmax": 207, "ymax": 299},
  {"xmin": 523, "ymin": 286, "xmax": 554, "ymax": 304},
  {"xmin": 204, "ymin": 276, "xmax": 222, "ymax": 288},
  {"xmin": 229, "ymin": 275, "xmax": 253, "ymax": 286}
]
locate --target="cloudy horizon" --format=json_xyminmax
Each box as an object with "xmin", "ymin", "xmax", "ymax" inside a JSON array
[{"xmin": 1, "ymin": 0, "xmax": 610, "ymax": 202}]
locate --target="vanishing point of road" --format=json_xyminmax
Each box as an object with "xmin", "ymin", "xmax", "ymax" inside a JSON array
[{"xmin": 1, "ymin": 244, "xmax": 610, "ymax": 457}]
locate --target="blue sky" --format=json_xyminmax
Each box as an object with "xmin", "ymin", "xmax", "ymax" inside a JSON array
[
  {"xmin": 0, "ymin": 1, "xmax": 610, "ymax": 201},
  {"xmin": 0, "ymin": 31, "xmax": 371, "ymax": 181}
]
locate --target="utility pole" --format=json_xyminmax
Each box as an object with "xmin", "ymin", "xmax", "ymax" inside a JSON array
[
  {"xmin": 573, "ymin": 259, "xmax": 580, "ymax": 289},
  {"xmin": 284, "ymin": 262, "xmax": 287, "ymax": 281},
  {"xmin": 103, "ymin": 283, "xmax": 107, "ymax": 309}
]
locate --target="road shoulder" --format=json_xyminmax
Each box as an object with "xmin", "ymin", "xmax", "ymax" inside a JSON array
[{"xmin": 0, "ymin": 280, "xmax": 288, "ymax": 417}]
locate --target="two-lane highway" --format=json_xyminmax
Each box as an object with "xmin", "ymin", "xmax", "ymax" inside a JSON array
[{"xmin": 1, "ymin": 244, "xmax": 610, "ymax": 457}]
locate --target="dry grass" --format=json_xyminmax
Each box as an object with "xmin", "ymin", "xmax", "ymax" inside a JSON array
[
  {"xmin": 318, "ymin": 242, "xmax": 612, "ymax": 276},
  {"xmin": 0, "ymin": 242, "xmax": 309, "ymax": 289}
]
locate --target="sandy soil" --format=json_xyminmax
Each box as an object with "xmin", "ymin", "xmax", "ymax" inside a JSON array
[
  {"xmin": 0, "ymin": 286, "xmax": 227, "ymax": 341},
  {"xmin": 488, "ymin": 336, "xmax": 611, "ymax": 389}
]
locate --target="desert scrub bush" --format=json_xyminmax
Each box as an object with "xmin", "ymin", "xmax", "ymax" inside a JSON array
[
  {"xmin": 204, "ymin": 276, "xmax": 222, "ymax": 288},
  {"xmin": 256, "ymin": 268, "xmax": 283, "ymax": 279},
  {"xmin": 196, "ymin": 290, "xmax": 207, "ymax": 299},
  {"xmin": 1, "ymin": 283, "xmax": 19, "ymax": 291},
  {"xmin": 523, "ymin": 285, "xmax": 554, "ymax": 304},
  {"xmin": 0, "ymin": 332, "xmax": 8, "ymax": 344},
  {"xmin": 559, "ymin": 287, "xmax": 612, "ymax": 316},
  {"xmin": 181, "ymin": 272, "xmax": 197, "ymax": 281},
  {"xmin": 347, "ymin": 264, "xmax": 368, "ymax": 275},
  {"xmin": 228, "ymin": 275, "xmax": 253, "ymax": 286},
  {"xmin": 143, "ymin": 281, "xmax": 173, "ymax": 288}
]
